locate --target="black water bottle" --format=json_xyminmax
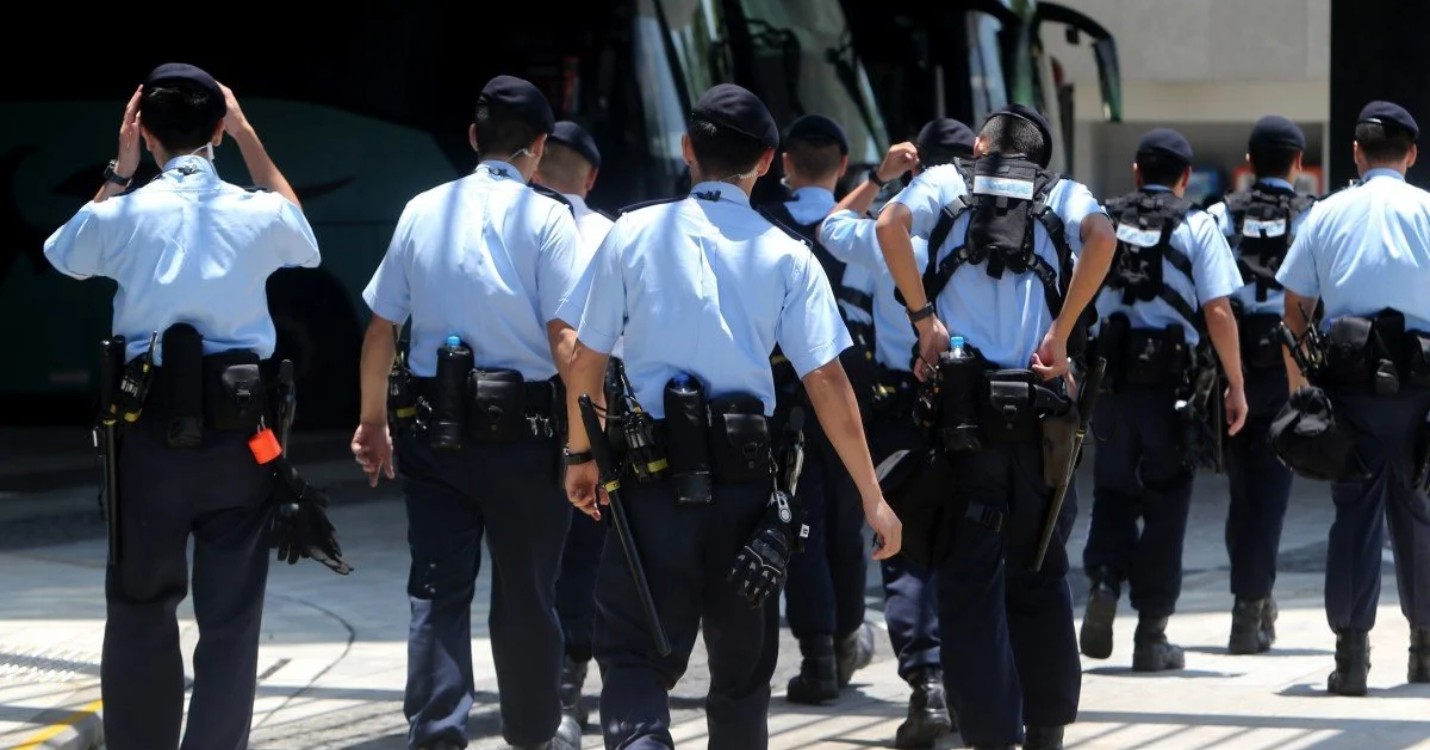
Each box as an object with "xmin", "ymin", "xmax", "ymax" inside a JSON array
[
  {"xmin": 665, "ymin": 374, "xmax": 712, "ymax": 505},
  {"xmin": 431, "ymin": 336, "xmax": 472, "ymax": 450}
]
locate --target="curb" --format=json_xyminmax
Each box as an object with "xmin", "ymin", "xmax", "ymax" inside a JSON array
[{"xmin": 13, "ymin": 702, "xmax": 103, "ymax": 750}]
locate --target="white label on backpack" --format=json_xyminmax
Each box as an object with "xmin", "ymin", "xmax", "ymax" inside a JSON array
[
  {"xmin": 1242, "ymin": 218, "xmax": 1288, "ymax": 238},
  {"xmin": 1116, "ymin": 222, "xmax": 1162, "ymax": 248},
  {"xmin": 973, "ymin": 175, "xmax": 1036, "ymax": 200}
]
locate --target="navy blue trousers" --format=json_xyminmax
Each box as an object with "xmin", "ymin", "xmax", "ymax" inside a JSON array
[
  {"xmin": 1225, "ymin": 367, "xmax": 1294, "ymax": 599},
  {"xmin": 1085, "ymin": 384, "xmax": 1195, "ymax": 618},
  {"xmin": 397, "ymin": 434, "xmax": 570, "ymax": 749},
  {"xmin": 103, "ymin": 422, "xmax": 273, "ymax": 750},
  {"xmin": 937, "ymin": 441, "xmax": 1080, "ymax": 746},
  {"xmin": 783, "ymin": 416, "xmax": 868, "ymax": 640},
  {"xmin": 594, "ymin": 479, "xmax": 778, "ymax": 750},
  {"xmin": 1327, "ymin": 389, "xmax": 1430, "ymax": 632},
  {"xmin": 558, "ymin": 508, "xmax": 608, "ymax": 663}
]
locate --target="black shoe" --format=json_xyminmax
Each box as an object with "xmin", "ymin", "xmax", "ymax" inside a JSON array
[
  {"xmin": 787, "ymin": 636, "xmax": 840, "ymax": 704},
  {"xmin": 1079, "ymin": 568, "xmax": 1121, "ymax": 660},
  {"xmin": 1409, "ymin": 628, "xmax": 1429, "ymax": 683},
  {"xmin": 836, "ymin": 622, "xmax": 876, "ymax": 687},
  {"xmin": 559, "ymin": 655, "xmax": 589, "ymax": 728},
  {"xmin": 1131, "ymin": 616, "xmax": 1185, "ymax": 672},
  {"xmin": 1261, "ymin": 596, "xmax": 1279, "ymax": 647},
  {"xmin": 1328, "ymin": 629, "xmax": 1370, "ymax": 696},
  {"xmin": 419, "ymin": 743, "xmax": 462, "ymax": 750},
  {"xmin": 971, "ymin": 746, "xmax": 1014, "ymax": 750},
  {"xmin": 1228, "ymin": 598, "xmax": 1270, "ymax": 655},
  {"xmin": 1024, "ymin": 725, "xmax": 1066, "ymax": 750},
  {"xmin": 893, "ymin": 668, "xmax": 954, "ymax": 749}
]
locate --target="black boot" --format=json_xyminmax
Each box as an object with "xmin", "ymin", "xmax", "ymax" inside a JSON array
[
  {"xmin": 1131, "ymin": 616, "xmax": 1185, "ymax": 672},
  {"xmin": 1409, "ymin": 628, "xmax": 1430, "ymax": 683},
  {"xmin": 1079, "ymin": 566, "xmax": 1121, "ymax": 659},
  {"xmin": 1228, "ymin": 598, "xmax": 1270, "ymax": 655},
  {"xmin": 1024, "ymin": 725, "xmax": 1066, "ymax": 750},
  {"xmin": 559, "ymin": 655, "xmax": 589, "ymax": 728},
  {"xmin": 893, "ymin": 668, "xmax": 954, "ymax": 749},
  {"xmin": 1328, "ymin": 629, "xmax": 1370, "ymax": 696},
  {"xmin": 835, "ymin": 622, "xmax": 875, "ymax": 687},
  {"xmin": 1261, "ymin": 596, "xmax": 1279, "ymax": 647},
  {"xmin": 787, "ymin": 636, "xmax": 840, "ymax": 704}
]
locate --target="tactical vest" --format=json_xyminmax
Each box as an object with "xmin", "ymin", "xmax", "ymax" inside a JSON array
[
  {"xmin": 760, "ymin": 201, "xmax": 875, "ymax": 323},
  {"xmin": 1224, "ymin": 185, "xmax": 1316, "ymax": 301},
  {"xmin": 1104, "ymin": 190, "xmax": 1200, "ymax": 327}
]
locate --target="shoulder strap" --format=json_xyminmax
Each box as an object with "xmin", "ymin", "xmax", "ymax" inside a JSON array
[
  {"xmin": 755, "ymin": 205, "xmax": 815, "ymax": 249},
  {"xmin": 619, "ymin": 195, "xmax": 685, "ymax": 216},
  {"xmin": 528, "ymin": 183, "xmax": 574, "ymax": 214}
]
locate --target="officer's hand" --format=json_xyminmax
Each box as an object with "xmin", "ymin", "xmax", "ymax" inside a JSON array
[
  {"xmin": 218, "ymin": 83, "xmax": 252, "ymax": 136},
  {"xmin": 565, "ymin": 462, "xmax": 604, "ymax": 521},
  {"xmin": 877, "ymin": 142, "xmax": 919, "ymax": 184},
  {"xmin": 1224, "ymin": 383, "xmax": 1249, "ymax": 437},
  {"xmin": 913, "ymin": 316, "xmax": 951, "ymax": 382},
  {"xmin": 864, "ymin": 496, "xmax": 902, "ymax": 561},
  {"xmin": 351, "ymin": 421, "xmax": 395, "ymax": 488},
  {"xmin": 116, "ymin": 86, "xmax": 142, "ymax": 178},
  {"xmin": 1031, "ymin": 331, "xmax": 1069, "ymax": 381}
]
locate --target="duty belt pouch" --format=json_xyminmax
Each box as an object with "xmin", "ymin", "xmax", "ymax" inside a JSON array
[
  {"xmin": 162, "ymin": 324, "xmax": 205, "ymax": 447},
  {"xmin": 1406, "ymin": 331, "xmax": 1430, "ymax": 388},
  {"xmin": 1124, "ymin": 326, "xmax": 1184, "ymax": 385},
  {"xmin": 1098, "ymin": 313, "xmax": 1130, "ymax": 390},
  {"xmin": 938, "ymin": 356, "xmax": 986, "ymax": 452},
  {"xmin": 1241, "ymin": 313, "xmax": 1286, "ymax": 371},
  {"xmin": 981, "ymin": 370, "xmax": 1039, "ymax": 444},
  {"xmin": 707, "ymin": 395, "xmax": 772, "ymax": 485},
  {"xmin": 466, "ymin": 369, "xmax": 527, "ymax": 442},
  {"xmin": 1326, "ymin": 313, "xmax": 1401, "ymax": 395},
  {"xmin": 203, "ymin": 350, "xmax": 265, "ymax": 432}
]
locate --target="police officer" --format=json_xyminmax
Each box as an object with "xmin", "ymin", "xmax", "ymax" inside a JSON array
[
  {"xmin": 878, "ymin": 104, "xmax": 1116, "ymax": 750},
  {"xmin": 534, "ymin": 119, "xmax": 615, "ymax": 728},
  {"xmin": 1205, "ymin": 116, "xmax": 1314, "ymax": 654},
  {"xmin": 1080, "ymin": 129, "xmax": 1248, "ymax": 673},
  {"xmin": 43, "ymin": 63, "xmax": 321, "ymax": 750},
  {"xmin": 350, "ymin": 76, "xmax": 584, "ymax": 750},
  {"xmin": 821, "ymin": 119, "xmax": 977, "ymax": 749},
  {"xmin": 560, "ymin": 83, "xmax": 903, "ymax": 750},
  {"xmin": 757, "ymin": 113, "xmax": 879, "ymax": 704},
  {"xmin": 1278, "ymin": 100, "xmax": 1430, "ymax": 694}
]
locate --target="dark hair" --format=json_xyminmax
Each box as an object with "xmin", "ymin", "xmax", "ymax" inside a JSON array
[
  {"xmin": 978, "ymin": 114, "xmax": 1047, "ymax": 165},
  {"xmin": 140, "ymin": 84, "xmax": 223, "ymax": 151},
  {"xmin": 475, "ymin": 103, "xmax": 543, "ymax": 158},
  {"xmin": 916, "ymin": 147, "xmax": 963, "ymax": 169},
  {"xmin": 688, "ymin": 117, "xmax": 767, "ymax": 178},
  {"xmin": 1249, "ymin": 146, "xmax": 1300, "ymax": 179},
  {"xmin": 1355, "ymin": 121, "xmax": 1414, "ymax": 163},
  {"xmin": 1135, "ymin": 151, "xmax": 1189, "ymax": 187},
  {"xmin": 784, "ymin": 137, "xmax": 843, "ymax": 180}
]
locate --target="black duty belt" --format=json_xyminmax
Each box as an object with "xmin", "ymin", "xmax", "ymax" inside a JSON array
[{"xmin": 413, "ymin": 376, "xmax": 557, "ymax": 418}]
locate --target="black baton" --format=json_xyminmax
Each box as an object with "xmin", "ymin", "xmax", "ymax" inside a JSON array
[
  {"xmin": 97, "ymin": 337, "xmax": 126, "ymax": 565},
  {"xmin": 1031, "ymin": 357, "xmax": 1106, "ymax": 572}
]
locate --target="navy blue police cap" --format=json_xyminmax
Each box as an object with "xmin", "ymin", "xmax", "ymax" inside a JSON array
[
  {"xmin": 987, "ymin": 104, "xmax": 1054, "ymax": 167},
  {"xmin": 1136, "ymin": 128, "xmax": 1195, "ymax": 166},
  {"xmin": 144, "ymin": 63, "xmax": 226, "ymax": 115},
  {"xmin": 786, "ymin": 114, "xmax": 849, "ymax": 155},
  {"xmin": 550, "ymin": 121, "xmax": 601, "ymax": 169},
  {"xmin": 1248, "ymin": 115, "xmax": 1306, "ymax": 153},
  {"xmin": 691, "ymin": 83, "xmax": 780, "ymax": 150},
  {"xmin": 477, "ymin": 75, "xmax": 556, "ymax": 135},
  {"xmin": 1358, "ymin": 100, "xmax": 1419, "ymax": 141},
  {"xmin": 916, "ymin": 118, "xmax": 976, "ymax": 159}
]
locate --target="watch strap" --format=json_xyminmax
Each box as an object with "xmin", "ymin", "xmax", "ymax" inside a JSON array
[
  {"xmin": 564, "ymin": 448, "xmax": 594, "ymax": 466},
  {"xmin": 104, "ymin": 160, "xmax": 133, "ymax": 187},
  {"xmin": 907, "ymin": 302, "xmax": 937, "ymax": 324},
  {"xmin": 867, "ymin": 167, "xmax": 889, "ymax": 188}
]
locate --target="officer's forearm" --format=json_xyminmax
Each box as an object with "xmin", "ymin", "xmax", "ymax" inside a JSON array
[
  {"xmin": 1204, "ymin": 297, "xmax": 1245, "ymax": 389},
  {"xmin": 547, "ymin": 321, "xmax": 578, "ymax": 385},
  {"xmin": 1283, "ymin": 290, "xmax": 1316, "ymax": 390},
  {"xmin": 229, "ymin": 125, "xmax": 302, "ymax": 208},
  {"xmin": 833, "ymin": 178, "xmax": 881, "ymax": 219},
  {"xmin": 876, "ymin": 205, "xmax": 926, "ymax": 312},
  {"xmin": 802, "ymin": 360, "xmax": 881, "ymax": 506},
  {"xmin": 564, "ymin": 342, "xmax": 609, "ymax": 452},
  {"xmin": 359, "ymin": 316, "xmax": 396, "ymax": 425},
  {"xmin": 1053, "ymin": 214, "xmax": 1115, "ymax": 341}
]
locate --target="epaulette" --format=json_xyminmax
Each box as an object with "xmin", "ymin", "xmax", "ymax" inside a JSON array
[
  {"xmin": 756, "ymin": 206, "xmax": 814, "ymax": 249},
  {"xmin": 241, "ymin": 185, "xmax": 272, "ymax": 193},
  {"xmin": 529, "ymin": 183, "xmax": 574, "ymax": 214},
  {"xmin": 617, "ymin": 195, "xmax": 684, "ymax": 216},
  {"xmin": 593, "ymin": 206, "xmax": 617, "ymax": 221}
]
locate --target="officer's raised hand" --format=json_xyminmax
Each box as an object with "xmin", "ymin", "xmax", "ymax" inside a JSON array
[
  {"xmin": 115, "ymin": 86, "xmax": 143, "ymax": 181},
  {"xmin": 351, "ymin": 421, "xmax": 395, "ymax": 487},
  {"xmin": 878, "ymin": 141, "xmax": 920, "ymax": 183}
]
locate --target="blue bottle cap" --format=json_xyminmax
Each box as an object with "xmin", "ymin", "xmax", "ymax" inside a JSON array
[
  {"xmin": 672, "ymin": 373, "xmax": 689, "ymax": 387},
  {"xmin": 446, "ymin": 335, "xmax": 461, "ymax": 347},
  {"xmin": 951, "ymin": 336, "xmax": 965, "ymax": 348}
]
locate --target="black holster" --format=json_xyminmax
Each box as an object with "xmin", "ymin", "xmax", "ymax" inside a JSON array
[
  {"xmin": 163, "ymin": 324, "xmax": 206, "ymax": 448},
  {"xmin": 981, "ymin": 370, "xmax": 1043, "ymax": 444},
  {"xmin": 1323, "ymin": 311, "xmax": 1403, "ymax": 396},
  {"xmin": 707, "ymin": 395, "xmax": 773, "ymax": 485},
  {"xmin": 467, "ymin": 369, "xmax": 533, "ymax": 442},
  {"xmin": 1239, "ymin": 312, "xmax": 1287, "ymax": 371},
  {"xmin": 201, "ymin": 350, "xmax": 267, "ymax": 432},
  {"xmin": 664, "ymin": 377, "xmax": 714, "ymax": 505}
]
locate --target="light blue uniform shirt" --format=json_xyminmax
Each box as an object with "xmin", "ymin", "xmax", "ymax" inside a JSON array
[
  {"xmin": 1278, "ymin": 168, "xmax": 1430, "ymax": 333},
  {"xmin": 43, "ymin": 155, "xmax": 320, "ymax": 363},
  {"xmin": 1094, "ymin": 185, "xmax": 1241, "ymax": 346},
  {"xmin": 820, "ymin": 208, "xmax": 926, "ymax": 372},
  {"xmin": 572, "ymin": 181, "xmax": 851, "ymax": 418},
  {"xmin": 363, "ymin": 160, "xmax": 584, "ymax": 380},
  {"xmin": 783, "ymin": 186, "xmax": 875, "ymax": 326},
  {"xmin": 1206, "ymin": 177, "xmax": 1306, "ymax": 316}
]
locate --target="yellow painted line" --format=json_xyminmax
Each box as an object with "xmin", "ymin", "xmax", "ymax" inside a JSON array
[{"xmin": 16, "ymin": 699, "xmax": 102, "ymax": 750}]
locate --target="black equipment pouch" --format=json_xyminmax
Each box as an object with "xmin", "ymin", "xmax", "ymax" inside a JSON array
[
  {"xmin": 117, "ymin": 332, "xmax": 158, "ymax": 424},
  {"xmin": 466, "ymin": 369, "xmax": 527, "ymax": 442},
  {"xmin": 707, "ymin": 394, "xmax": 773, "ymax": 485},
  {"xmin": 203, "ymin": 350, "xmax": 266, "ymax": 433},
  {"xmin": 431, "ymin": 341, "xmax": 474, "ymax": 450},
  {"xmin": 1098, "ymin": 313, "xmax": 1131, "ymax": 391},
  {"xmin": 967, "ymin": 155, "xmax": 1039, "ymax": 279},
  {"xmin": 664, "ymin": 375, "xmax": 714, "ymax": 505},
  {"xmin": 1240, "ymin": 313, "xmax": 1286, "ymax": 371},
  {"xmin": 937, "ymin": 350, "xmax": 987, "ymax": 452},
  {"xmin": 1406, "ymin": 331, "xmax": 1430, "ymax": 388},
  {"xmin": 1324, "ymin": 312, "xmax": 1402, "ymax": 395},
  {"xmin": 1123, "ymin": 326, "xmax": 1188, "ymax": 386},
  {"xmin": 981, "ymin": 370, "xmax": 1041, "ymax": 444},
  {"xmin": 1270, "ymin": 385, "xmax": 1363, "ymax": 482},
  {"xmin": 162, "ymin": 324, "xmax": 206, "ymax": 447}
]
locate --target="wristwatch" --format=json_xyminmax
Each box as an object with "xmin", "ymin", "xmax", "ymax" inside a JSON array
[
  {"xmin": 866, "ymin": 167, "xmax": 890, "ymax": 188},
  {"xmin": 563, "ymin": 446, "xmax": 594, "ymax": 466},
  {"xmin": 906, "ymin": 302, "xmax": 937, "ymax": 324},
  {"xmin": 103, "ymin": 160, "xmax": 133, "ymax": 188}
]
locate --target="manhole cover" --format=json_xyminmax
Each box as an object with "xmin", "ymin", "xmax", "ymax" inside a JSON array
[{"xmin": 0, "ymin": 647, "xmax": 101, "ymax": 684}]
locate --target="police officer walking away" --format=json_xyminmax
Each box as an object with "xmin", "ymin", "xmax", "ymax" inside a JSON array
[
  {"xmin": 822, "ymin": 119, "xmax": 978, "ymax": 748},
  {"xmin": 534, "ymin": 119, "xmax": 615, "ymax": 728},
  {"xmin": 351, "ymin": 76, "xmax": 585, "ymax": 749},
  {"xmin": 1278, "ymin": 101, "xmax": 1430, "ymax": 694},
  {"xmin": 1206, "ymin": 116, "xmax": 1314, "ymax": 654},
  {"xmin": 561, "ymin": 83, "xmax": 902, "ymax": 750},
  {"xmin": 1080, "ymin": 129, "xmax": 1248, "ymax": 673},
  {"xmin": 43, "ymin": 63, "xmax": 321, "ymax": 750},
  {"xmin": 878, "ymin": 105, "xmax": 1117, "ymax": 750},
  {"xmin": 757, "ymin": 113, "xmax": 879, "ymax": 704}
]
